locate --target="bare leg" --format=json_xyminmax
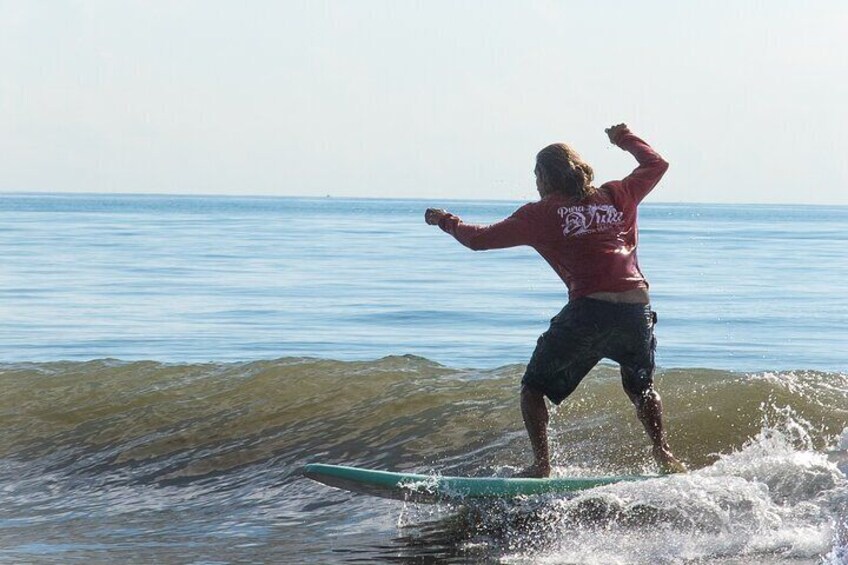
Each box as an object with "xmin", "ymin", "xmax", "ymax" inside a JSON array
[
  {"xmin": 517, "ymin": 384, "xmax": 552, "ymax": 478},
  {"xmin": 627, "ymin": 387, "xmax": 687, "ymax": 473}
]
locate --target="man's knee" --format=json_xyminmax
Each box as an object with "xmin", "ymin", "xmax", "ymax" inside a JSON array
[
  {"xmin": 625, "ymin": 383, "xmax": 659, "ymax": 408},
  {"xmin": 521, "ymin": 383, "xmax": 545, "ymax": 404},
  {"xmin": 621, "ymin": 365, "xmax": 654, "ymax": 403}
]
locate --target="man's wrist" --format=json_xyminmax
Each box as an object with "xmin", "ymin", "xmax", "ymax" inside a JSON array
[
  {"xmin": 612, "ymin": 129, "xmax": 632, "ymax": 146},
  {"xmin": 437, "ymin": 213, "xmax": 457, "ymax": 232}
]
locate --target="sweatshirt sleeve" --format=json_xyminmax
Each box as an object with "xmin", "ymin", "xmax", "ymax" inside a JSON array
[
  {"xmin": 615, "ymin": 131, "xmax": 669, "ymax": 204},
  {"xmin": 437, "ymin": 204, "xmax": 537, "ymax": 251}
]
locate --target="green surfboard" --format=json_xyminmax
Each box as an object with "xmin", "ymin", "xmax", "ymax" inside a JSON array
[{"xmin": 302, "ymin": 463, "xmax": 650, "ymax": 503}]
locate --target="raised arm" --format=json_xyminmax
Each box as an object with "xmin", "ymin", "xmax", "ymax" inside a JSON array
[
  {"xmin": 606, "ymin": 124, "xmax": 669, "ymax": 204},
  {"xmin": 424, "ymin": 205, "xmax": 536, "ymax": 251}
]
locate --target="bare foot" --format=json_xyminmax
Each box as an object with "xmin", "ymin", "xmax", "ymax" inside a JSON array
[
  {"xmin": 513, "ymin": 462, "xmax": 551, "ymax": 478},
  {"xmin": 653, "ymin": 446, "xmax": 688, "ymax": 474}
]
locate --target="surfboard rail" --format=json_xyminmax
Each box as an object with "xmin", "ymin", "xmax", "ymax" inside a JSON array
[{"xmin": 302, "ymin": 463, "xmax": 649, "ymax": 503}]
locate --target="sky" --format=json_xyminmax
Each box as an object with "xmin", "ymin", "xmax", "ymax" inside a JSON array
[{"xmin": 1, "ymin": 1, "xmax": 846, "ymax": 204}]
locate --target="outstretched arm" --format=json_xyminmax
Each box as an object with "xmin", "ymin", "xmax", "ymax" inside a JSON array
[
  {"xmin": 424, "ymin": 207, "xmax": 535, "ymax": 251},
  {"xmin": 606, "ymin": 123, "xmax": 669, "ymax": 204}
]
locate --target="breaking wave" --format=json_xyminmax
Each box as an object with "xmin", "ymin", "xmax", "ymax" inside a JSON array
[{"xmin": 1, "ymin": 356, "xmax": 846, "ymax": 563}]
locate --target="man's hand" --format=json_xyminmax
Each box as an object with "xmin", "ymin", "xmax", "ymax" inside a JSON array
[
  {"xmin": 425, "ymin": 208, "xmax": 449, "ymax": 226},
  {"xmin": 605, "ymin": 123, "xmax": 630, "ymax": 145}
]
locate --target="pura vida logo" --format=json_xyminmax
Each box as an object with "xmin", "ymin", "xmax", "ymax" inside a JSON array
[{"xmin": 558, "ymin": 204, "xmax": 624, "ymax": 236}]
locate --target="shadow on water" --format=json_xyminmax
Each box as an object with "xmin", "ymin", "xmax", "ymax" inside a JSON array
[
  {"xmin": 331, "ymin": 495, "xmax": 703, "ymax": 564},
  {"xmin": 333, "ymin": 506, "xmax": 498, "ymax": 564}
]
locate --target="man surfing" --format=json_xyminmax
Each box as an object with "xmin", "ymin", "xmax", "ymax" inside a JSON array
[{"xmin": 425, "ymin": 124, "xmax": 686, "ymax": 477}]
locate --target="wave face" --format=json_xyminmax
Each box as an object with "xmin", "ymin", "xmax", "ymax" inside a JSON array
[{"xmin": 2, "ymin": 357, "xmax": 847, "ymax": 563}]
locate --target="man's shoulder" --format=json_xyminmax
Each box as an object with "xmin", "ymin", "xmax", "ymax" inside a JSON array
[
  {"xmin": 598, "ymin": 180, "xmax": 621, "ymax": 192},
  {"xmin": 510, "ymin": 199, "xmax": 546, "ymax": 219},
  {"xmin": 592, "ymin": 183, "xmax": 633, "ymax": 208}
]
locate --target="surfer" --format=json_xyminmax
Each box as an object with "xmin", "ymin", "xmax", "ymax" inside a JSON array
[{"xmin": 425, "ymin": 124, "xmax": 686, "ymax": 477}]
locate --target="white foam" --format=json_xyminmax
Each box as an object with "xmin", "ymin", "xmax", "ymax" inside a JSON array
[{"xmin": 490, "ymin": 409, "xmax": 848, "ymax": 564}]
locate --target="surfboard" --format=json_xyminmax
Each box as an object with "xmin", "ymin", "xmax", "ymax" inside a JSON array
[{"xmin": 302, "ymin": 463, "xmax": 650, "ymax": 503}]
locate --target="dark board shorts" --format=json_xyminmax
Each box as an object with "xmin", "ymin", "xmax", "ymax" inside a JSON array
[{"xmin": 522, "ymin": 297, "xmax": 658, "ymax": 405}]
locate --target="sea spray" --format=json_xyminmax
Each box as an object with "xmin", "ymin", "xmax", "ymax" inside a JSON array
[{"xmin": 393, "ymin": 412, "xmax": 846, "ymax": 564}]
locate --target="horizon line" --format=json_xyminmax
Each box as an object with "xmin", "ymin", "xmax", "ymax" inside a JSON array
[{"xmin": 0, "ymin": 189, "xmax": 845, "ymax": 208}]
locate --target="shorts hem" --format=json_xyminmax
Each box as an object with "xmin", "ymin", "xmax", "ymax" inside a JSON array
[{"xmin": 521, "ymin": 377, "xmax": 568, "ymax": 405}]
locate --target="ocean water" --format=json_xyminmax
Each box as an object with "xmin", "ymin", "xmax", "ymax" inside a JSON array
[
  {"xmin": 1, "ymin": 194, "xmax": 846, "ymax": 370},
  {"xmin": 0, "ymin": 193, "xmax": 846, "ymax": 564}
]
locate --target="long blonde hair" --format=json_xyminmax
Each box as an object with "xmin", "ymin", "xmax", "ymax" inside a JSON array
[{"xmin": 535, "ymin": 143, "xmax": 596, "ymax": 200}]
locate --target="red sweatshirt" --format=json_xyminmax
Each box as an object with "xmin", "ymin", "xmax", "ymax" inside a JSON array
[{"xmin": 438, "ymin": 132, "xmax": 669, "ymax": 300}]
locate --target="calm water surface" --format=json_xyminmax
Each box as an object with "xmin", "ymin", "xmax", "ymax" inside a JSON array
[{"xmin": 1, "ymin": 194, "xmax": 845, "ymax": 371}]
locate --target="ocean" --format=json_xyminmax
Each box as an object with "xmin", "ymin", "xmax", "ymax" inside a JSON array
[{"xmin": 1, "ymin": 193, "xmax": 846, "ymax": 564}]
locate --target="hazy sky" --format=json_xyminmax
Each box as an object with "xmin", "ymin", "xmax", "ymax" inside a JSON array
[{"xmin": 1, "ymin": 1, "xmax": 846, "ymax": 204}]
